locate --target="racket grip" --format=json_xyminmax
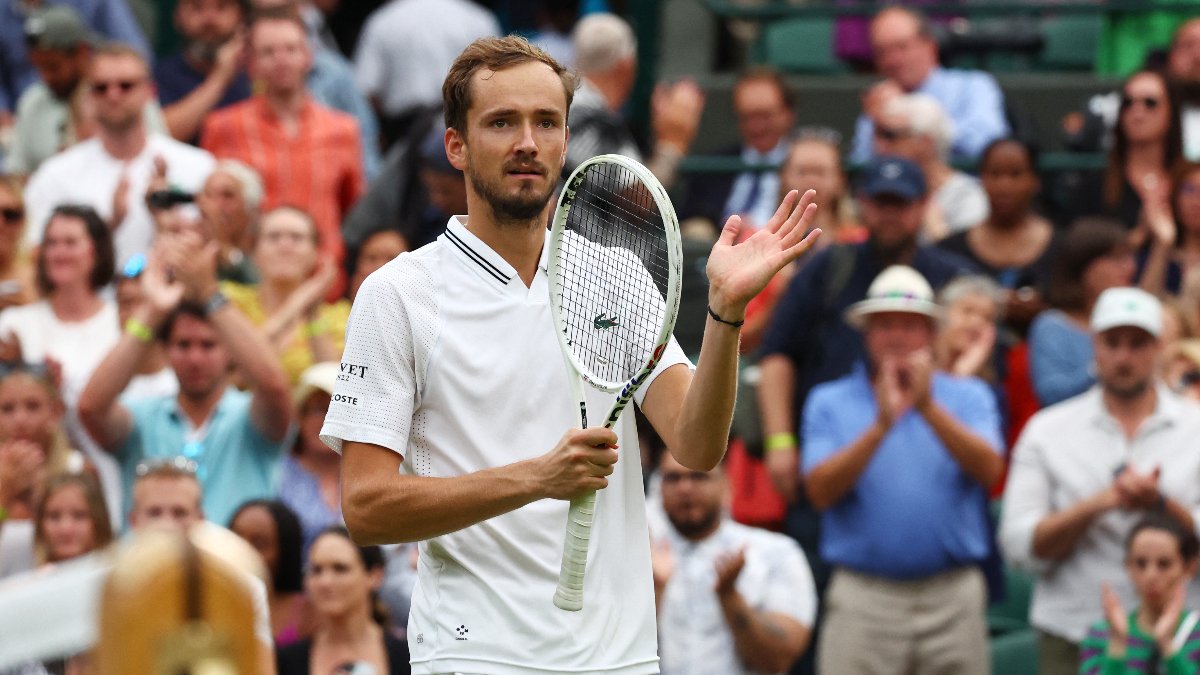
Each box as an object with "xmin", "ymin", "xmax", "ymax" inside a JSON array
[{"xmin": 553, "ymin": 490, "xmax": 597, "ymax": 611}]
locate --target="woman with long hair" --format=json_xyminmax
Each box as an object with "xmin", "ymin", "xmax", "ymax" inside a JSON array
[
  {"xmin": 229, "ymin": 499, "xmax": 309, "ymax": 646},
  {"xmin": 34, "ymin": 472, "xmax": 112, "ymax": 566},
  {"xmin": 0, "ymin": 205, "xmax": 118, "ymax": 418},
  {"xmin": 1068, "ymin": 69, "xmax": 1181, "ymax": 231},
  {"xmin": 276, "ymin": 527, "xmax": 409, "ymax": 674},
  {"xmin": 221, "ymin": 206, "xmax": 349, "ymax": 385},
  {"xmin": 0, "ymin": 364, "xmax": 87, "ymax": 578}
]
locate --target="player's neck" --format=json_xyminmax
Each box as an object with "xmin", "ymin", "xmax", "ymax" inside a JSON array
[{"xmin": 463, "ymin": 210, "xmax": 547, "ymax": 288}]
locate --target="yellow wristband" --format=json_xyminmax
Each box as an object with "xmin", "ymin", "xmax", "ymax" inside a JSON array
[
  {"xmin": 303, "ymin": 319, "xmax": 327, "ymax": 338},
  {"xmin": 124, "ymin": 318, "xmax": 154, "ymax": 343},
  {"xmin": 764, "ymin": 432, "xmax": 797, "ymax": 453}
]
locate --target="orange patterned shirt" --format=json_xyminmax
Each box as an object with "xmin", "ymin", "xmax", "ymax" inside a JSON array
[{"xmin": 200, "ymin": 96, "xmax": 365, "ymax": 267}]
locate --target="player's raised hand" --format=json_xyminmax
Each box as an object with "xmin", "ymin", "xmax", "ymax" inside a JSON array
[
  {"xmin": 535, "ymin": 427, "xmax": 620, "ymax": 500},
  {"xmin": 705, "ymin": 189, "xmax": 821, "ymax": 319}
]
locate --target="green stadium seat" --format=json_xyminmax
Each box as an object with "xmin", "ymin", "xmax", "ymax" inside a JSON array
[
  {"xmin": 1038, "ymin": 15, "xmax": 1103, "ymax": 71},
  {"xmin": 988, "ymin": 565, "xmax": 1035, "ymax": 637},
  {"xmin": 755, "ymin": 17, "xmax": 846, "ymax": 74},
  {"xmin": 991, "ymin": 629, "xmax": 1039, "ymax": 674}
]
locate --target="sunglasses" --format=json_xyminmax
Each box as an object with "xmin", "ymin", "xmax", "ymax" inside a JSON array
[
  {"xmin": 874, "ymin": 125, "xmax": 913, "ymax": 142},
  {"xmin": 1121, "ymin": 96, "xmax": 1162, "ymax": 111},
  {"xmin": 0, "ymin": 208, "xmax": 22, "ymax": 224},
  {"xmin": 90, "ymin": 79, "xmax": 141, "ymax": 95}
]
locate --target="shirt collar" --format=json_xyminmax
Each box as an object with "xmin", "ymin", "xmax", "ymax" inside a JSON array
[
  {"xmin": 1086, "ymin": 383, "xmax": 1182, "ymax": 433},
  {"xmin": 739, "ymin": 141, "xmax": 789, "ymax": 164},
  {"xmin": 169, "ymin": 387, "xmax": 233, "ymax": 428},
  {"xmin": 441, "ymin": 216, "xmax": 516, "ymax": 286}
]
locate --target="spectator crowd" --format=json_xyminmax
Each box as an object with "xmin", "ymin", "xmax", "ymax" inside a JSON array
[{"xmin": 1, "ymin": 1, "xmax": 1200, "ymax": 674}]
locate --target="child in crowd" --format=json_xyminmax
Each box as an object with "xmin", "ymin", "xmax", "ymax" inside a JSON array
[{"xmin": 1080, "ymin": 514, "xmax": 1200, "ymax": 674}]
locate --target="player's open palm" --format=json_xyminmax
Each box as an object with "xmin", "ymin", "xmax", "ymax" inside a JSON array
[
  {"xmin": 706, "ymin": 189, "xmax": 821, "ymax": 313},
  {"xmin": 537, "ymin": 427, "xmax": 620, "ymax": 500}
]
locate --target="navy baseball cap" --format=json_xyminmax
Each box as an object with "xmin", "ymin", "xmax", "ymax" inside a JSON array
[{"xmin": 859, "ymin": 155, "xmax": 926, "ymax": 201}]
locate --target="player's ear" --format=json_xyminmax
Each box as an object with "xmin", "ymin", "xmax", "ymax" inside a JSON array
[
  {"xmin": 445, "ymin": 127, "xmax": 468, "ymax": 172},
  {"xmin": 560, "ymin": 126, "xmax": 570, "ymax": 167}
]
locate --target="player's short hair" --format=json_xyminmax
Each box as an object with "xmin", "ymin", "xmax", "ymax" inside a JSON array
[
  {"xmin": 442, "ymin": 35, "xmax": 577, "ymax": 137},
  {"xmin": 572, "ymin": 13, "xmax": 636, "ymax": 74}
]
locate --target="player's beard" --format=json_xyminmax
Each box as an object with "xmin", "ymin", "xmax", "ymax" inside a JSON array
[{"xmin": 467, "ymin": 160, "xmax": 555, "ymax": 225}]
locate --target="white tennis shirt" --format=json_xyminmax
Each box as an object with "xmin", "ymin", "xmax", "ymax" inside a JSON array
[{"xmin": 321, "ymin": 216, "xmax": 692, "ymax": 674}]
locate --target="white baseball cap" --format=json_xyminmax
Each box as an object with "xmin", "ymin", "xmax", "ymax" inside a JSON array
[
  {"xmin": 1090, "ymin": 287, "xmax": 1162, "ymax": 337},
  {"xmin": 293, "ymin": 361, "xmax": 339, "ymax": 407},
  {"xmin": 844, "ymin": 265, "xmax": 942, "ymax": 329}
]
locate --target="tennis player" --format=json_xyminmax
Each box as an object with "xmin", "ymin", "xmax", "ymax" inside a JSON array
[{"xmin": 320, "ymin": 36, "xmax": 820, "ymax": 674}]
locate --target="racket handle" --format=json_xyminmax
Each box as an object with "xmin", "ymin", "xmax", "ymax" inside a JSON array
[{"xmin": 553, "ymin": 489, "xmax": 597, "ymax": 611}]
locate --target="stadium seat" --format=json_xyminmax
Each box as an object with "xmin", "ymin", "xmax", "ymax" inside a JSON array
[
  {"xmin": 1038, "ymin": 15, "xmax": 1103, "ymax": 71},
  {"xmin": 754, "ymin": 17, "xmax": 846, "ymax": 74},
  {"xmin": 988, "ymin": 564, "xmax": 1035, "ymax": 637},
  {"xmin": 991, "ymin": 629, "xmax": 1039, "ymax": 674}
]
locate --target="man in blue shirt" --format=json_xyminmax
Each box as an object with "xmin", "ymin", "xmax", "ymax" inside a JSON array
[
  {"xmin": 801, "ymin": 264, "xmax": 1003, "ymax": 674},
  {"xmin": 850, "ymin": 6, "xmax": 1009, "ymax": 164},
  {"xmin": 78, "ymin": 227, "xmax": 293, "ymax": 526}
]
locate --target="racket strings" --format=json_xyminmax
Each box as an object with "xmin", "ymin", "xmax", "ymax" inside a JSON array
[{"xmin": 554, "ymin": 162, "xmax": 671, "ymax": 384}]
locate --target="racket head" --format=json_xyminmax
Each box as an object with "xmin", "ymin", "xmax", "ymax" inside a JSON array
[{"xmin": 547, "ymin": 154, "xmax": 683, "ymax": 393}]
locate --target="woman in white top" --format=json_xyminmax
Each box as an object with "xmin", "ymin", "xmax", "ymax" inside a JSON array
[{"xmin": 0, "ymin": 205, "xmax": 119, "ymax": 412}]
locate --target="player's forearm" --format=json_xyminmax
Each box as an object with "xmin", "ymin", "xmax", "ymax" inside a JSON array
[
  {"xmin": 916, "ymin": 400, "xmax": 1003, "ymax": 490},
  {"xmin": 671, "ymin": 314, "xmax": 742, "ymax": 470},
  {"xmin": 343, "ymin": 461, "xmax": 545, "ymax": 545},
  {"xmin": 718, "ymin": 591, "xmax": 809, "ymax": 673},
  {"xmin": 805, "ymin": 421, "xmax": 887, "ymax": 510}
]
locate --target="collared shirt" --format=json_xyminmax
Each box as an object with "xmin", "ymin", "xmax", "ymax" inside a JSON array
[
  {"xmin": 758, "ymin": 242, "xmax": 976, "ymax": 422},
  {"xmin": 849, "ymin": 66, "xmax": 1009, "ymax": 163},
  {"xmin": 722, "ymin": 142, "xmax": 790, "ymax": 230},
  {"xmin": 1000, "ymin": 386, "xmax": 1200, "ymax": 643},
  {"xmin": 118, "ymin": 387, "xmax": 286, "ymax": 527},
  {"xmin": 23, "ymin": 134, "xmax": 214, "ymax": 265},
  {"xmin": 0, "ymin": 0, "xmax": 150, "ymax": 112},
  {"xmin": 801, "ymin": 365, "xmax": 1003, "ymax": 579},
  {"xmin": 308, "ymin": 48, "xmax": 381, "ymax": 180},
  {"xmin": 321, "ymin": 216, "xmax": 692, "ymax": 675},
  {"xmin": 353, "ymin": 0, "xmax": 499, "ymax": 117},
  {"xmin": 654, "ymin": 519, "xmax": 817, "ymax": 675},
  {"xmin": 200, "ymin": 95, "xmax": 366, "ymax": 267}
]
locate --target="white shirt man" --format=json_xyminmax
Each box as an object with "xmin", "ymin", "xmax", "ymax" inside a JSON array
[
  {"xmin": 1001, "ymin": 287, "xmax": 1200, "ymax": 674},
  {"xmin": 652, "ymin": 453, "xmax": 815, "ymax": 675},
  {"xmin": 353, "ymin": 0, "xmax": 499, "ymax": 118},
  {"xmin": 23, "ymin": 45, "xmax": 214, "ymax": 265}
]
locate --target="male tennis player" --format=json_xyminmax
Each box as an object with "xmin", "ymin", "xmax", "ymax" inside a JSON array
[{"xmin": 321, "ymin": 36, "xmax": 820, "ymax": 674}]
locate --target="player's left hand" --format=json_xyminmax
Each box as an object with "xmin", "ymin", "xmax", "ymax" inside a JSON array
[{"xmin": 705, "ymin": 189, "xmax": 821, "ymax": 321}]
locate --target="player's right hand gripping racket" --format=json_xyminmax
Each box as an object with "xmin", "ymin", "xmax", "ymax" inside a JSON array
[{"xmin": 548, "ymin": 154, "xmax": 682, "ymax": 611}]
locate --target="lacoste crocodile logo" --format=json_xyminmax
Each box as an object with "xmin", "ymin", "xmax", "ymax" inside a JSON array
[{"xmin": 593, "ymin": 313, "xmax": 620, "ymax": 330}]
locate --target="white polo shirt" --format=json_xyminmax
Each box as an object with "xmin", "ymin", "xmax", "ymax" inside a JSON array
[
  {"xmin": 999, "ymin": 385, "xmax": 1200, "ymax": 643},
  {"xmin": 321, "ymin": 216, "xmax": 692, "ymax": 675}
]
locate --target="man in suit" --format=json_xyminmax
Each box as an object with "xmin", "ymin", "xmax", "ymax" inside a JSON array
[{"xmin": 680, "ymin": 67, "xmax": 796, "ymax": 234}]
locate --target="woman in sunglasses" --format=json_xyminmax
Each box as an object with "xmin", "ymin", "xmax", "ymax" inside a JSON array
[
  {"xmin": 1067, "ymin": 69, "xmax": 1182, "ymax": 231},
  {"xmin": 0, "ymin": 176, "xmax": 36, "ymax": 312}
]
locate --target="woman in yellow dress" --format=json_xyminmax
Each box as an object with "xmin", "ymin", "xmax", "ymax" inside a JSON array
[{"xmin": 222, "ymin": 206, "xmax": 349, "ymax": 386}]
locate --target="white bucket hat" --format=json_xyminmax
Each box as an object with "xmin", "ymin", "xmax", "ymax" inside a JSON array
[{"xmin": 844, "ymin": 265, "xmax": 942, "ymax": 329}]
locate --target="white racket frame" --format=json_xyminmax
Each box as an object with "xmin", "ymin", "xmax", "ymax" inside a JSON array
[{"xmin": 547, "ymin": 154, "xmax": 683, "ymax": 611}]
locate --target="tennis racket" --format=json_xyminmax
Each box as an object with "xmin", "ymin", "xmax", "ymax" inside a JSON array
[{"xmin": 548, "ymin": 154, "xmax": 683, "ymax": 611}]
